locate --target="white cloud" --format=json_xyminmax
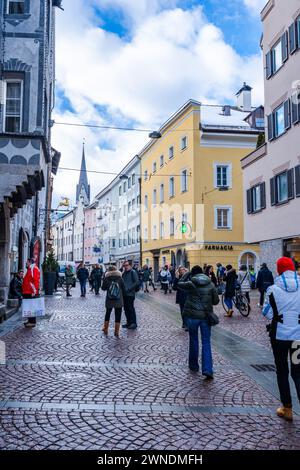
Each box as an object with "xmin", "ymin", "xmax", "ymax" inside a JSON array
[
  {"xmin": 52, "ymin": 1, "xmax": 264, "ymax": 204},
  {"xmin": 243, "ymin": 0, "xmax": 267, "ymax": 15}
]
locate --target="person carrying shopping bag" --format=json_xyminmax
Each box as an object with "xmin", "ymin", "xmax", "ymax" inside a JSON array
[
  {"xmin": 101, "ymin": 266, "xmax": 126, "ymax": 337},
  {"xmin": 22, "ymin": 258, "xmax": 41, "ymax": 328}
]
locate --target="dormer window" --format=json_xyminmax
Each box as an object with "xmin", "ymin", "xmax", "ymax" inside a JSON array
[{"xmin": 8, "ymin": 1, "xmax": 25, "ymax": 14}]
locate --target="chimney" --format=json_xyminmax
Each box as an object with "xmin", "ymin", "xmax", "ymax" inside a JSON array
[
  {"xmin": 222, "ymin": 105, "xmax": 231, "ymax": 116},
  {"xmin": 236, "ymin": 82, "xmax": 252, "ymax": 112}
]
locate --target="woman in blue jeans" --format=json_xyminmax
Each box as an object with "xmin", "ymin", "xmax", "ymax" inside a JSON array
[{"xmin": 178, "ymin": 265, "xmax": 219, "ymax": 379}]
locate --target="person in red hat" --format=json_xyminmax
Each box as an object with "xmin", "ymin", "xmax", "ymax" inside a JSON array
[{"xmin": 262, "ymin": 257, "xmax": 300, "ymax": 422}]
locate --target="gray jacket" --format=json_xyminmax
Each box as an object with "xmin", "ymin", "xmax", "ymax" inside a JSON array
[
  {"xmin": 178, "ymin": 274, "xmax": 219, "ymax": 320},
  {"xmin": 122, "ymin": 269, "xmax": 140, "ymax": 298}
]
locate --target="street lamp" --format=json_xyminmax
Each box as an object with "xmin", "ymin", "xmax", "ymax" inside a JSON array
[{"xmin": 201, "ymin": 186, "xmax": 229, "ymax": 204}]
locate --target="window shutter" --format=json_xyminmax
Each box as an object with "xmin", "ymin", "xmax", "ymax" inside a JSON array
[
  {"xmin": 270, "ymin": 177, "xmax": 277, "ymax": 206},
  {"xmin": 289, "ymin": 23, "xmax": 297, "ymax": 53},
  {"xmin": 291, "ymin": 93, "xmax": 300, "ymax": 124},
  {"xmin": 260, "ymin": 182, "xmax": 266, "ymax": 209},
  {"xmin": 247, "ymin": 189, "xmax": 253, "ymax": 214},
  {"xmin": 295, "ymin": 165, "xmax": 300, "ymax": 197},
  {"xmin": 282, "ymin": 31, "xmax": 289, "ymax": 62},
  {"xmin": 287, "ymin": 168, "xmax": 295, "ymax": 200},
  {"xmin": 284, "ymin": 99, "xmax": 291, "ymax": 129},
  {"xmin": 267, "ymin": 114, "xmax": 274, "ymax": 141},
  {"xmin": 266, "ymin": 51, "xmax": 272, "ymax": 79}
]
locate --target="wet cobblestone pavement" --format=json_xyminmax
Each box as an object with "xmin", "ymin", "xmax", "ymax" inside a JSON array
[{"xmin": 0, "ymin": 288, "xmax": 299, "ymax": 450}]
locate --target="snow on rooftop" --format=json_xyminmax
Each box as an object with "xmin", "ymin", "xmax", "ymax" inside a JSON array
[{"xmin": 200, "ymin": 105, "xmax": 251, "ymax": 128}]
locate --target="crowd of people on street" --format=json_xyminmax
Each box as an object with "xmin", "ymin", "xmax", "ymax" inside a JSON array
[{"xmin": 7, "ymin": 254, "xmax": 300, "ymax": 422}]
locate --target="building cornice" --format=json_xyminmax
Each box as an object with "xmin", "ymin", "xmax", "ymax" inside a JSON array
[
  {"xmin": 261, "ymin": 0, "xmax": 275, "ymax": 22},
  {"xmin": 241, "ymin": 143, "xmax": 268, "ymax": 169}
]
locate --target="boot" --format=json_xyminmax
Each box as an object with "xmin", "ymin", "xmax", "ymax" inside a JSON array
[
  {"xmin": 277, "ymin": 406, "xmax": 293, "ymax": 421},
  {"xmin": 102, "ymin": 321, "xmax": 109, "ymax": 335},
  {"xmin": 114, "ymin": 322, "xmax": 121, "ymax": 337},
  {"xmin": 224, "ymin": 309, "xmax": 233, "ymax": 318}
]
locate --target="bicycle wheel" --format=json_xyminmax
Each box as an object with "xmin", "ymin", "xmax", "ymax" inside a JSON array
[
  {"xmin": 221, "ymin": 293, "xmax": 229, "ymax": 314},
  {"xmin": 236, "ymin": 293, "xmax": 250, "ymax": 317}
]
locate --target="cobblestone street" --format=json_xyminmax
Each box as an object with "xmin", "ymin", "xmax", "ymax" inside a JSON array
[{"xmin": 0, "ymin": 288, "xmax": 300, "ymax": 450}]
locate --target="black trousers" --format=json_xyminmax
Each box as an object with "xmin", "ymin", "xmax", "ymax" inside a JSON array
[
  {"xmin": 105, "ymin": 308, "xmax": 122, "ymax": 323},
  {"xmin": 123, "ymin": 296, "xmax": 137, "ymax": 326},
  {"xmin": 94, "ymin": 279, "xmax": 101, "ymax": 295},
  {"xmin": 271, "ymin": 338, "xmax": 300, "ymax": 406},
  {"xmin": 259, "ymin": 289, "xmax": 265, "ymax": 306}
]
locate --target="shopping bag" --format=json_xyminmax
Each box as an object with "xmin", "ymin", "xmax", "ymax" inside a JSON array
[{"xmin": 22, "ymin": 297, "xmax": 45, "ymax": 318}]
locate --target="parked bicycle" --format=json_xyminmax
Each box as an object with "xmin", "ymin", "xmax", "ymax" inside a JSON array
[{"xmin": 221, "ymin": 288, "xmax": 250, "ymax": 317}]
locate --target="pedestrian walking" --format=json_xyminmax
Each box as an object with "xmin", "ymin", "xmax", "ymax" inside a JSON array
[
  {"xmin": 77, "ymin": 262, "xmax": 89, "ymax": 298},
  {"xmin": 65, "ymin": 264, "xmax": 74, "ymax": 297},
  {"xmin": 122, "ymin": 261, "xmax": 140, "ymax": 329},
  {"xmin": 141, "ymin": 265, "xmax": 151, "ymax": 293},
  {"xmin": 22, "ymin": 258, "xmax": 40, "ymax": 328},
  {"xmin": 256, "ymin": 263, "xmax": 274, "ymax": 307},
  {"xmin": 178, "ymin": 265, "xmax": 219, "ymax": 379},
  {"xmin": 169, "ymin": 265, "xmax": 176, "ymax": 292},
  {"xmin": 101, "ymin": 266, "xmax": 126, "ymax": 337},
  {"xmin": 90, "ymin": 264, "xmax": 103, "ymax": 295},
  {"xmin": 262, "ymin": 257, "xmax": 300, "ymax": 422},
  {"xmin": 249, "ymin": 265, "xmax": 256, "ymax": 289},
  {"xmin": 160, "ymin": 266, "xmax": 172, "ymax": 294},
  {"xmin": 205, "ymin": 265, "xmax": 218, "ymax": 287},
  {"xmin": 173, "ymin": 266, "xmax": 189, "ymax": 330},
  {"xmin": 149, "ymin": 267, "xmax": 157, "ymax": 291},
  {"xmin": 237, "ymin": 264, "xmax": 252, "ymax": 304},
  {"xmin": 216, "ymin": 263, "xmax": 226, "ymax": 285},
  {"xmin": 223, "ymin": 264, "xmax": 238, "ymax": 317}
]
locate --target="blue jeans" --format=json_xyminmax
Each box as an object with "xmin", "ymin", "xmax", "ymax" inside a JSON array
[
  {"xmin": 224, "ymin": 297, "xmax": 233, "ymax": 310},
  {"xmin": 187, "ymin": 318, "xmax": 213, "ymax": 375},
  {"xmin": 79, "ymin": 280, "xmax": 87, "ymax": 296}
]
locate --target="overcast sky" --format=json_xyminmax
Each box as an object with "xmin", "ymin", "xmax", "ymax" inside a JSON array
[{"xmin": 51, "ymin": 0, "xmax": 266, "ymax": 207}]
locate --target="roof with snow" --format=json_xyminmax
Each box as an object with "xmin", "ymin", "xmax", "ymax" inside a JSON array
[{"xmin": 200, "ymin": 105, "xmax": 253, "ymax": 131}]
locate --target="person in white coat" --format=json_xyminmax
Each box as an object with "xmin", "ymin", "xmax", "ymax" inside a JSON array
[
  {"xmin": 237, "ymin": 264, "xmax": 252, "ymax": 304},
  {"xmin": 262, "ymin": 257, "xmax": 300, "ymax": 422}
]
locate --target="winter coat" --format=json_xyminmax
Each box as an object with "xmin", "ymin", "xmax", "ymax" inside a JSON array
[
  {"xmin": 223, "ymin": 269, "xmax": 237, "ymax": 298},
  {"xmin": 90, "ymin": 268, "xmax": 103, "ymax": 281},
  {"xmin": 101, "ymin": 271, "xmax": 126, "ymax": 309},
  {"xmin": 160, "ymin": 270, "xmax": 171, "ymax": 284},
  {"xmin": 173, "ymin": 276, "xmax": 188, "ymax": 306},
  {"xmin": 256, "ymin": 267, "xmax": 274, "ymax": 292},
  {"xmin": 22, "ymin": 264, "xmax": 40, "ymax": 296},
  {"xmin": 65, "ymin": 267, "xmax": 75, "ymax": 286},
  {"xmin": 205, "ymin": 270, "xmax": 218, "ymax": 287},
  {"xmin": 262, "ymin": 270, "xmax": 300, "ymax": 341},
  {"xmin": 142, "ymin": 268, "xmax": 151, "ymax": 282},
  {"xmin": 122, "ymin": 269, "xmax": 140, "ymax": 298},
  {"xmin": 77, "ymin": 267, "xmax": 89, "ymax": 282},
  {"xmin": 178, "ymin": 274, "xmax": 219, "ymax": 320},
  {"xmin": 237, "ymin": 270, "xmax": 251, "ymax": 293},
  {"xmin": 9, "ymin": 276, "xmax": 23, "ymax": 299}
]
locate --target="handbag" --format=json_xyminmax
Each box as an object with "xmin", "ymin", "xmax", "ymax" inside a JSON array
[
  {"xmin": 22, "ymin": 297, "xmax": 45, "ymax": 318},
  {"xmin": 206, "ymin": 311, "xmax": 219, "ymax": 327}
]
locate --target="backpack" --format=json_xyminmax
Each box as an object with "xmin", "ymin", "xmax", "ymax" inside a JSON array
[{"xmin": 108, "ymin": 280, "xmax": 121, "ymax": 301}]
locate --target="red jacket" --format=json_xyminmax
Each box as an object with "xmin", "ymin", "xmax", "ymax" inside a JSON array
[{"xmin": 22, "ymin": 264, "xmax": 40, "ymax": 296}]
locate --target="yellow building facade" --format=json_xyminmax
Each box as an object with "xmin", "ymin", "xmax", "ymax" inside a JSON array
[{"xmin": 140, "ymin": 99, "xmax": 261, "ymax": 279}]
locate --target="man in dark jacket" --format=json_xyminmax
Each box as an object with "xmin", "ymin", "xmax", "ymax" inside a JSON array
[
  {"xmin": 179, "ymin": 265, "xmax": 219, "ymax": 379},
  {"xmin": 77, "ymin": 262, "xmax": 89, "ymax": 298},
  {"xmin": 90, "ymin": 264, "xmax": 103, "ymax": 295},
  {"xmin": 256, "ymin": 263, "xmax": 274, "ymax": 307},
  {"xmin": 122, "ymin": 261, "xmax": 140, "ymax": 329}
]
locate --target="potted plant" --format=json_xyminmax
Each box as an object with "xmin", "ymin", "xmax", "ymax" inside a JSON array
[{"xmin": 42, "ymin": 249, "xmax": 59, "ymax": 296}]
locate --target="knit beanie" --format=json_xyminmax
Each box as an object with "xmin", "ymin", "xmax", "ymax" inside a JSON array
[{"xmin": 276, "ymin": 257, "xmax": 295, "ymax": 275}]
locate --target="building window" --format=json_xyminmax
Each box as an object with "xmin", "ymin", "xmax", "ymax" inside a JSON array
[
  {"xmin": 170, "ymin": 217, "xmax": 175, "ymax": 236},
  {"xmin": 181, "ymin": 136, "xmax": 187, "ymax": 150},
  {"xmin": 144, "ymin": 195, "xmax": 148, "ymax": 211},
  {"xmin": 181, "ymin": 169, "xmax": 188, "ymax": 192},
  {"xmin": 123, "ymin": 205, "xmax": 126, "ymax": 216},
  {"xmin": 132, "ymin": 228, "xmax": 135, "ymax": 244},
  {"xmin": 119, "ymin": 236, "xmax": 122, "ymax": 248},
  {"xmin": 137, "ymin": 225, "xmax": 140, "ymax": 241},
  {"xmin": 144, "ymin": 170, "xmax": 148, "ymax": 181},
  {"xmin": 160, "ymin": 184, "xmax": 164, "ymax": 203},
  {"xmin": 128, "ymin": 201, "xmax": 131, "ymax": 213},
  {"xmin": 144, "ymin": 227, "xmax": 148, "ymax": 242},
  {"xmin": 214, "ymin": 206, "xmax": 232, "ymax": 230},
  {"xmin": 132, "ymin": 198, "xmax": 135, "ymax": 212},
  {"xmin": 270, "ymin": 171, "xmax": 294, "ymax": 206},
  {"xmin": 128, "ymin": 232, "xmax": 131, "ymax": 245},
  {"xmin": 128, "ymin": 176, "xmax": 131, "ymax": 189},
  {"xmin": 153, "ymin": 225, "xmax": 157, "ymax": 240},
  {"xmin": 132, "ymin": 173, "xmax": 135, "ymax": 185},
  {"xmin": 274, "ymin": 104, "xmax": 285, "ymax": 138},
  {"xmin": 272, "ymin": 40, "xmax": 284, "ymax": 73},
  {"xmin": 255, "ymin": 118, "xmax": 265, "ymax": 129},
  {"xmin": 112, "ymin": 239, "xmax": 116, "ymax": 248},
  {"xmin": 7, "ymin": 0, "xmax": 25, "ymax": 14},
  {"xmin": 123, "ymin": 181, "xmax": 127, "ymax": 193},
  {"xmin": 247, "ymin": 183, "xmax": 266, "ymax": 214},
  {"xmin": 123, "ymin": 232, "xmax": 127, "ymax": 246},
  {"xmin": 153, "ymin": 188, "xmax": 157, "ymax": 205},
  {"xmin": 169, "ymin": 146, "xmax": 174, "ymax": 160},
  {"xmin": 4, "ymin": 80, "xmax": 23, "ymax": 132},
  {"xmin": 160, "ymin": 221, "xmax": 164, "ymax": 239},
  {"xmin": 160, "ymin": 155, "xmax": 164, "ymax": 167},
  {"xmin": 169, "ymin": 177, "xmax": 175, "ymax": 198},
  {"xmin": 152, "ymin": 162, "xmax": 157, "ymax": 173},
  {"xmin": 268, "ymin": 100, "xmax": 291, "ymax": 141},
  {"xmin": 215, "ymin": 164, "xmax": 230, "ymax": 188},
  {"xmin": 119, "ymin": 186, "xmax": 122, "ymax": 196}
]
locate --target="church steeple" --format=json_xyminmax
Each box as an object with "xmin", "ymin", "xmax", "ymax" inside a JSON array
[{"xmin": 76, "ymin": 142, "xmax": 90, "ymax": 205}]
